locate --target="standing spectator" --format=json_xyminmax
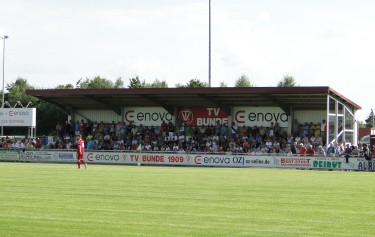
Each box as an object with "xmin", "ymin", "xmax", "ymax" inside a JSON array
[
  {"xmin": 64, "ymin": 121, "xmax": 70, "ymax": 139},
  {"xmin": 160, "ymin": 120, "xmax": 168, "ymax": 137},
  {"xmin": 292, "ymin": 119, "xmax": 300, "ymax": 138},
  {"xmin": 69, "ymin": 120, "xmax": 75, "ymax": 138},
  {"xmin": 321, "ymin": 119, "xmax": 327, "ymax": 139},
  {"xmin": 274, "ymin": 122, "xmax": 281, "ymax": 138},
  {"xmin": 230, "ymin": 122, "xmax": 238, "ymax": 139},
  {"xmin": 41, "ymin": 135, "xmax": 48, "ymax": 149},
  {"xmin": 98, "ymin": 121, "xmax": 105, "ymax": 135},
  {"xmin": 215, "ymin": 120, "xmax": 221, "ymax": 136},
  {"xmin": 220, "ymin": 123, "xmax": 228, "ymax": 137},
  {"xmin": 168, "ymin": 122, "xmax": 175, "ymax": 140},
  {"xmin": 35, "ymin": 138, "xmax": 42, "ymax": 149},
  {"xmin": 80, "ymin": 119, "xmax": 86, "ymax": 137},
  {"xmin": 269, "ymin": 122, "xmax": 275, "ymax": 138},
  {"xmin": 75, "ymin": 121, "xmax": 80, "ymax": 136},
  {"xmin": 56, "ymin": 122, "xmax": 63, "ymax": 140},
  {"xmin": 92, "ymin": 121, "xmax": 98, "ymax": 135},
  {"xmin": 131, "ymin": 125, "xmax": 137, "ymax": 137},
  {"xmin": 290, "ymin": 141, "xmax": 297, "ymax": 154},
  {"xmin": 344, "ymin": 143, "xmax": 352, "ymax": 163},
  {"xmin": 362, "ymin": 143, "xmax": 371, "ymax": 171}
]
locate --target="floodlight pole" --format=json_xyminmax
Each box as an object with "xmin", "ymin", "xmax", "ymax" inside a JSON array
[
  {"xmin": 1, "ymin": 35, "xmax": 8, "ymax": 136},
  {"xmin": 208, "ymin": 0, "xmax": 211, "ymax": 87}
]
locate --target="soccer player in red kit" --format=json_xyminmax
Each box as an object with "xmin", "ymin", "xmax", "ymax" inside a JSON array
[{"xmin": 76, "ymin": 134, "xmax": 87, "ymax": 169}]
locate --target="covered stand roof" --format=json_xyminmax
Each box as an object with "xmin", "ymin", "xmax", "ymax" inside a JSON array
[{"xmin": 26, "ymin": 86, "xmax": 361, "ymax": 116}]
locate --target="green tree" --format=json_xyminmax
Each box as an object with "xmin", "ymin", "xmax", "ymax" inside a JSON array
[
  {"xmin": 365, "ymin": 109, "xmax": 374, "ymax": 128},
  {"xmin": 55, "ymin": 84, "xmax": 74, "ymax": 89},
  {"xmin": 219, "ymin": 81, "xmax": 228, "ymax": 87},
  {"xmin": 36, "ymin": 101, "xmax": 67, "ymax": 135},
  {"xmin": 5, "ymin": 77, "xmax": 66, "ymax": 136},
  {"xmin": 235, "ymin": 74, "xmax": 253, "ymax": 87},
  {"xmin": 6, "ymin": 77, "xmax": 38, "ymax": 106},
  {"xmin": 128, "ymin": 75, "xmax": 145, "ymax": 88},
  {"xmin": 176, "ymin": 78, "xmax": 208, "ymax": 88},
  {"xmin": 76, "ymin": 76, "xmax": 122, "ymax": 89},
  {"xmin": 114, "ymin": 77, "xmax": 124, "ymax": 88},
  {"xmin": 278, "ymin": 74, "xmax": 297, "ymax": 87},
  {"xmin": 145, "ymin": 79, "xmax": 168, "ymax": 88}
]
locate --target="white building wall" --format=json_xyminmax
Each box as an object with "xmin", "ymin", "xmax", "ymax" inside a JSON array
[
  {"xmin": 74, "ymin": 109, "xmax": 122, "ymax": 123},
  {"xmin": 294, "ymin": 110, "xmax": 326, "ymax": 125}
]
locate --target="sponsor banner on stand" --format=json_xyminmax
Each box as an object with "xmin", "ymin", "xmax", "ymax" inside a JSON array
[
  {"xmin": 123, "ymin": 107, "xmax": 174, "ymax": 126},
  {"xmin": 0, "ymin": 150, "xmax": 20, "ymax": 161},
  {"xmin": 177, "ymin": 107, "xmax": 228, "ymax": 127},
  {"xmin": 233, "ymin": 107, "xmax": 289, "ymax": 127},
  {"xmin": 0, "ymin": 108, "xmax": 36, "ymax": 127}
]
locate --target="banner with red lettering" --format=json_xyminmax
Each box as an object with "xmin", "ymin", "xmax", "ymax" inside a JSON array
[
  {"xmin": 233, "ymin": 107, "xmax": 289, "ymax": 127},
  {"xmin": 14, "ymin": 150, "xmax": 375, "ymax": 171}
]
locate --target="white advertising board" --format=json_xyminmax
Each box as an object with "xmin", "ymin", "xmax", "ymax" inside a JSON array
[
  {"xmin": 0, "ymin": 108, "xmax": 36, "ymax": 127},
  {"xmin": 21, "ymin": 150, "xmax": 76, "ymax": 162},
  {"xmin": 233, "ymin": 107, "xmax": 289, "ymax": 127},
  {"xmin": 124, "ymin": 107, "xmax": 175, "ymax": 126}
]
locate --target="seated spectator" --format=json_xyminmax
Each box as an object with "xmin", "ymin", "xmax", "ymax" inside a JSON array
[
  {"xmin": 282, "ymin": 144, "xmax": 292, "ymax": 155},
  {"xmin": 326, "ymin": 143, "xmax": 335, "ymax": 156},
  {"xmin": 350, "ymin": 146, "xmax": 361, "ymax": 156},
  {"xmin": 316, "ymin": 145, "xmax": 326, "ymax": 156},
  {"xmin": 299, "ymin": 143, "xmax": 307, "ymax": 155},
  {"xmin": 335, "ymin": 143, "xmax": 343, "ymax": 157},
  {"xmin": 306, "ymin": 144, "xmax": 315, "ymax": 156}
]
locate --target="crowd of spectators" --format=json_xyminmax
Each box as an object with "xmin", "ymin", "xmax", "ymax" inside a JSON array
[{"xmin": 1, "ymin": 118, "xmax": 372, "ymax": 158}]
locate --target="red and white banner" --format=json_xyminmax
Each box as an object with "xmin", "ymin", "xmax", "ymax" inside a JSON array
[
  {"xmin": 12, "ymin": 150, "xmax": 375, "ymax": 171},
  {"xmin": 233, "ymin": 107, "xmax": 289, "ymax": 127},
  {"xmin": 124, "ymin": 107, "xmax": 174, "ymax": 126},
  {"xmin": 177, "ymin": 107, "xmax": 228, "ymax": 126}
]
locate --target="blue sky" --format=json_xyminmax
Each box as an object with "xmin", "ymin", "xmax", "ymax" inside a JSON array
[{"xmin": 1, "ymin": 0, "xmax": 374, "ymax": 121}]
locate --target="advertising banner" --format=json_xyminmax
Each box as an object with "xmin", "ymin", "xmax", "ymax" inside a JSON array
[
  {"xmin": 177, "ymin": 107, "xmax": 228, "ymax": 126},
  {"xmin": 21, "ymin": 151, "xmax": 76, "ymax": 163},
  {"xmin": 0, "ymin": 150, "xmax": 20, "ymax": 161},
  {"xmin": 10, "ymin": 149, "xmax": 375, "ymax": 171},
  {"xmin": 0, "ymin": 108, "xmax": 36, "ymax": 127},
  {"xmin": 124, "ymin": 107, "xmax": 174, "ymax": 126},
  {"xmin": 233, "ymin": 107, "xmax": 289, "ymax": 127}
]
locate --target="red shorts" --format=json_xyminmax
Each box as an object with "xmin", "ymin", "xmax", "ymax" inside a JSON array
[{"xmin": 77, "ymin": 153, "xmax": 84, "ymax": 159}]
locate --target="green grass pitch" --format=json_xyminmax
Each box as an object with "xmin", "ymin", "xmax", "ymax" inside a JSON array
[{"xmin": 0, "ymin": 162, "xmax": 374, "ymax": 237}]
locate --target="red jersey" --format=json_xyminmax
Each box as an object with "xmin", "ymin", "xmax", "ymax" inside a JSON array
[{"xmin": 77, "ymin": 138, "xmax": 85, "ymax": 156}]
